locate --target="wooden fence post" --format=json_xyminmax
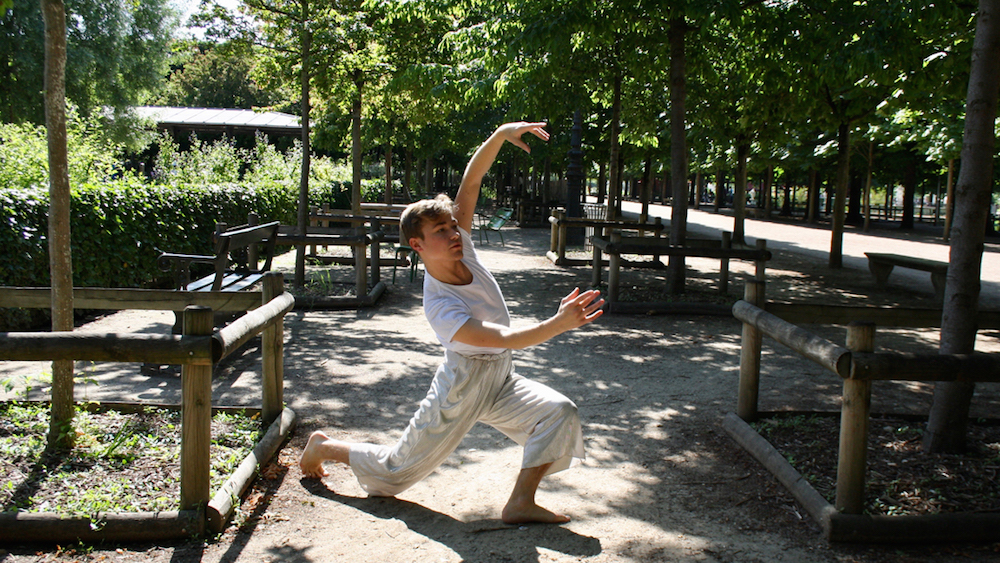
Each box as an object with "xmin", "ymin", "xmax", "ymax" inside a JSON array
[
  {"xmin": 608, "ymin": 231, "xmax": 621, "ymax": 303},
  {"xmin": 720, "ymin": 231, "xmax": 731, "ymax": 294},
  {"xmin": 737, "ymin": 280, "xmax": 766, "ymax": 421},
  {"xmin": 755, "ymin": 239, "xmax": 768, "ymax": 281},
  {"xmin": 550, "ymin": 209, "xmax": 560, "ymax": 254},
  {"xmin": 355, "ymin": 224, "xmax": 368, "ymax": 297},
  {"xmin": 557, "ymin": 209, "xmax": 568, "ymax": 262},
  {"xmin": 262, "ymin": 272, "xmax": 285, "ymax": 425},
  {"xmin": 370, "ymin": 218, "xmax": 381, "ymax": 285},
  {"xmin": 591, "ymin": 227, "xmax": 604, "ymax": 288},
  {"xmin": 837, "ymin": 321, "xmax": 874, "ymax": 514},
  {"xmin": 309, "ymin": 206, "xmax": 318, "ymax": 256},
  {"xmin": 180, "ymin": 306, "xmax": 214, "ymax": 511},
  {"xmin": 653, "ymin": 217, "xmax": 663, "ymax": 264}
]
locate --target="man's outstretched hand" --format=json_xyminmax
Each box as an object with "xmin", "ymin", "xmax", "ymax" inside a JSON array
[
  {"xmin": 553, "ymin": 287, "xmax": 605, "ymax": 332},
  {"xmin": 497, "ymin": 122, "xmax": 550, "ymax": 153}
]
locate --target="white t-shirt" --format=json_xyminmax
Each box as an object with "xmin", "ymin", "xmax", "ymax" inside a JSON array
[{"xmin": 422, "ymin": 227, "xmax": 511, "ymax": 355}]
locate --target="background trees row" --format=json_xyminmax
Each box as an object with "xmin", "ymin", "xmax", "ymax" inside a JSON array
[
  {"xmin": 5, "ymin": 0, "xmax": 999, "ymax": 452},
  {"xmin": 4, "ymin": 1, "xmax": 986, "ymax": 225}
]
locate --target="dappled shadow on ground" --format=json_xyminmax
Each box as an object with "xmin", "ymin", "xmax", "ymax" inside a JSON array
[
  {"xmin": 4, "ymin": 224, "xmax": 1000, "ymax": 562},
  {"xmin": 300, "ymin": 481, "xmax": 603, "ymax": 563}
]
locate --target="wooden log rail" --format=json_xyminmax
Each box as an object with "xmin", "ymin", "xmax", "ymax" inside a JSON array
[
  {"xmin": 731, "ymin": 281, "xmax": 1000, "ymax": 523},
  {"xmin": 276, "ymin": 220, "xmax": 385, "ymax": 298},
  {"xmin": 547, "ymin": 208, "xmax": 666, "ymax": 265},
  {"xmin": 591, "ymin": 230, "xmax": 770, "ymax": 307},
  {"xmin": 0, "ymin": 272, "xmax": 295, "ymax": 538},
  {"xmin": 309, "ymin": 202, "xmax": 403, "ymax": 241}
]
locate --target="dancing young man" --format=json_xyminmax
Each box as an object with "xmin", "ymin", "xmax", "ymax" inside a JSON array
[{"xmin": 300, "ymin": 121, "xmax": 604, "ymax": 524}]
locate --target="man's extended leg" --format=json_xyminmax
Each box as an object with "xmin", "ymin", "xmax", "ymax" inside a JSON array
[
  {"xmin": 502, "ymin": 462, "xmax": 570, "ymax": 524},
  {"xmin": 300, "ymin": 430, "xmax": 351, "ymax": 478}
]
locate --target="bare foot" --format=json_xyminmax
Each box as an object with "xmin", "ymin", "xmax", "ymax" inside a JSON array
[
  {"xmin": 299, "ymin": 430, "xmax": 332, "ymax": 478},
  {"xmin": 501, "ymin": 501, "xmax": 571, "ymax": 525}
]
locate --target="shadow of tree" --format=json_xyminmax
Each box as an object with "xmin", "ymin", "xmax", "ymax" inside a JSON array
[{"xmin": 299, "ymin": 479, "xmax": 602, "ymax": 563}]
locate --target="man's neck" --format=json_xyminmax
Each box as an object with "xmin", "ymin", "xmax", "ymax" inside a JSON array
[{"xmin": 425, "ymin": 258, "xmax": 473, "ymax": 286}]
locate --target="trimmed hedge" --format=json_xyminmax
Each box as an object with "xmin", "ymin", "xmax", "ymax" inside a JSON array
[
  {"xmin": 0, "ymin": 178, "xmax": 356, "ymax": 291},
  {"xmin": 1, "ymin": 180, "xmax": 291, "ymax": 290}
]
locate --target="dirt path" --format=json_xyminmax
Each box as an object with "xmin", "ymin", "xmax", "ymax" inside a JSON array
[{"xmin": 2, "ymin": 216, "xmax": 999, "ymax": 563}]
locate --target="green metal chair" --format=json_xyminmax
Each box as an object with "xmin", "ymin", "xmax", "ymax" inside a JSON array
[
  {"xmin": 477, "ymin": 207, "xmax": 514, "ymax": 246},
  {"xmin": 393, "ymin": 244, "xmax": 421, "ymax": 283}
]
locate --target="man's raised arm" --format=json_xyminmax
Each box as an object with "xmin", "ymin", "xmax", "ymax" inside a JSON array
[{"xmin": 453, "ymin": 122, "xmax": 549, "ymax": 233}]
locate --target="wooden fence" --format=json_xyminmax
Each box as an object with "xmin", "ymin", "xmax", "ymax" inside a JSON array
[
  {"xmin": 547, "ymin": 209, "xmax": 771, "ymax": 313},
  {"xmin": 0, "ymin": 272, "xmax": 295, "ymax": 542},
  {"xmin": 727, "ymin": 279, "xmax": 1000, "ymax": 542}
]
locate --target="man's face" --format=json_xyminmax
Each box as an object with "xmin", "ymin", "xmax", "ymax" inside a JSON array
[{"xmin": 410, "ymin": 212, "xmax": 463, "ymax": 263}]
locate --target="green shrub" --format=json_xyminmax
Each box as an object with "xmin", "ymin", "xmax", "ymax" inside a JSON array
[
  {"xmin": 0, "ymin": 120, "xmax": 368, "ymax": 329},
  {"xmin": 0, "ymin": 180, "xmax": 299, "ymax": 290}
]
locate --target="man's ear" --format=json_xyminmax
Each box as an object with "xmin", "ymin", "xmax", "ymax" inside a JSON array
[{"xmin": 408, "ymin": 237, "xmax": 423, "ymax": 252}]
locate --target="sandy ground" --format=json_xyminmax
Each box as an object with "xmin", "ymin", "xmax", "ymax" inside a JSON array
[{"xmin": 2, "ymin": 209, "xmax": 1000, "ymax": 563}]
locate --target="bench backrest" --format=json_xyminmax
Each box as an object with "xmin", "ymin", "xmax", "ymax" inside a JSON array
[{"xmin": 215, "ymin": 221, "xmax": 280, "ymax": 274}]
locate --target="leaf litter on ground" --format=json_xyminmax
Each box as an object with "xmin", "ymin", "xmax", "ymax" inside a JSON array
[{"xmin": 752, "ymin": 413, "xmax": 1000, "ymax": 516}]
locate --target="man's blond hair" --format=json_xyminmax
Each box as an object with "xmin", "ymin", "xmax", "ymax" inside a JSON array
[{"xmin": 400, "ymin": 194, "xmax": 456, "ymax": 244}]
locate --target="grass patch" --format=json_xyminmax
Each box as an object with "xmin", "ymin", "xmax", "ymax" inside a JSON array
[{"xmin": 0, "ymin": 402, "xmax": 262, "ymax": 516}]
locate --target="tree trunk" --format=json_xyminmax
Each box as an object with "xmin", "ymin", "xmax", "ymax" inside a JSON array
[
  {"xmin": 694, "ymin": 172, "xmax": 703, "ymax": 209},
  {"xmin": 403, "ymin": 146, "xmax": 413, "ymax": 201},
  {"xmin": 863, "ymin": 140, "xmax": 874, "ymax": 232},
  {"xmin": 640, "ymin": 154, "xmax": 652, "ymax": 223},
  {"xmin": 294, "ymin": 13, "xmax": 311, "ymax": 288},
  {"xmin": 607, "ymin": 69, "xmax": 622, "ymax": 221},
  {"xmin": 667, "ymin": 16, "xmax": 688, "ymax": 294},
  {"xmin": 351, "ymin": 72, "xmax": 363, "ymax": 214},
  {"xmin": 762, "ymin": 165, "xmax": 773, "ymax": 217},
  {"xmin": 41, "ymin": 0, "xmax": 74, "ymax": 450},
  {"xmin": 714, "ymin": 168, "xmax": 724, "ymax": 212},
  {"xmin": 733, "ymin": 138, "xmax": 749, "ymax": 245},
  {"xmin": 900, "ymin": 149, "xmax": 917, "ymax": 229},
  {"xmin": 597, "ymin": 160, "xmax": 607, "ymax": 205},
  {"xmin": 943, "ymin": 158, "xmax": 956, "ymax": 241},
  {"xmin": 807, "ymin": 169, "xmax": 819, "ymax": 223},
  {"xmin": 925, "ymin": 0, "xmax": 1000, "ymax": 454},
  {"xmin": 847, "ymin": 173, "xmax": 864, "ymax": 226},
  {"xmin": 829, "ymin": 121, "xmax": 850, "ymax": 268},
  {"xmin": 780, "ymin": 181, "xmax": 792, "ymax": 216},
  {"xmin": 384, "ymin": 140, "xmax": 393, "ymax": 205}
]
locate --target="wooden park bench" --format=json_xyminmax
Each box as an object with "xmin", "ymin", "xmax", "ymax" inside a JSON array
[
  {"xmin": 864, "ymin": 252, "xmax": 947, "ymax": 300},
  {"xmin": 158, "ymin": 220, "xmax": 280, "ymax": 331}
]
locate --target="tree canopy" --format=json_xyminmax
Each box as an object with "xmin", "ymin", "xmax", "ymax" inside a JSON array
[{"xmin": 1, "ymin": 0, "xmax": 175, "ymax": 134}]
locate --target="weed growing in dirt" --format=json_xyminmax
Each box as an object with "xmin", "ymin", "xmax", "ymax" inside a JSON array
[{"xmin": 0, "ymin": 402, "xmax": 262, "ymax": 516}]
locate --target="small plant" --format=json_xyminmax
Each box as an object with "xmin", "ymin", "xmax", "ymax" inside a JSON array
[{"xmin": 0, "ymin": 403, "xmax": 263, "ymax": 514}]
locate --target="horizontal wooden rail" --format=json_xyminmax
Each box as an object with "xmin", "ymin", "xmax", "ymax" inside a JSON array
[
  {"xmin": 764, "ymin": 302, "xmax": 1000, "ymax": 329},
  {"xmin": 0, "ymin": 287, "xmax": 261, "ymax": 312},
  {"xmin": 594, "ymin": 238, "xmax": 771, "ymax": 261},
  {"xmin": 214, "ymin": 291, "xmax": 295, "ymax": 362},
  {"xmin": 275, "ymin": 230, "xmax": 384, "ymax": 246},
  {"xmin": 547, "ymin": 215, "xmax": 665, "ymax": 231},
  {"xmin": 309, "ymin": 213, "xmax": 399, "ymax": 223},
  {"xmin": 0, "ymin": 332, "xmax": 213, "ymax": 364},
  {"xmin": 0, "ymin": 510, "xmax": 203, "ymax": 543},
  {"xmin": 851, "ymin": 351, "xmax": 1000, "ymax": 382},
  {"xmin": 732, "ymin": 300, "xmax": 852, "ymax": 378}
]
